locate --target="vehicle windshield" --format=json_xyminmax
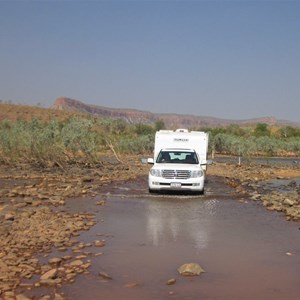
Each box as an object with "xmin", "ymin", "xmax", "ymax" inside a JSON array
[{"xmin": 156, "ymin": 151, "xmax": 198, "ymax": 164}]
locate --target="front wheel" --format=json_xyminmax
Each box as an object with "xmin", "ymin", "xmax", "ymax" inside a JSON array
[
  {"xmin": 149, "ymin": 188, "xmax": 157, "ymax": 194},
  {"xmin": 195, "ymin": 188, "xmax": 204, "ymax": 195}
]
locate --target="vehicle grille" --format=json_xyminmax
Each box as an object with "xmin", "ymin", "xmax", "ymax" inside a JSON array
[{"xmin": 162, "ymin": 170, "xmax": 191, "ymax": 179}]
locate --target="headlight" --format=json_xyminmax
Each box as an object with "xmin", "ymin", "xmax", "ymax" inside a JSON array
[
  {"xmin": 150, "ymin": 168, "xmax": 162, "ymax": 177},
  {"xmin": 191, "ymin": 170, "xmax": 204, "ymax": 178}
]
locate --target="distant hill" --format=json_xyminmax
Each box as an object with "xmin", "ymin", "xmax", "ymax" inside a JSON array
[{"xmin": 52, "ymin": 97, "xmax": 300, "ymax": 128}]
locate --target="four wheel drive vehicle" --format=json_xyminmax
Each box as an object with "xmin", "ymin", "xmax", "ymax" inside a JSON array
[{"xmin": 147, "ymin": 129, "xmax": 211, "ymax": 194}]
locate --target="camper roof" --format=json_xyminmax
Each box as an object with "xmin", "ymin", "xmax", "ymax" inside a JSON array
[{"xmin": 160, "ymin": 148, "xmax": 195, "ymax": 152}]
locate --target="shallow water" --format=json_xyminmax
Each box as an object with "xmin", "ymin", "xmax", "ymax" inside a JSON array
[
  {"xmin": 61, "ymin": 176, "xmax": 300, "ymax": 300},
  {"xmin": 214, "ymin": 156, "xmax": 300, "ymax": 166}
]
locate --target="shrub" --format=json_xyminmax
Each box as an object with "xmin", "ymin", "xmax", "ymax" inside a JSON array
[{"xmin": 116, "ymin": 134, "xmax": 154, "ymax": 154}]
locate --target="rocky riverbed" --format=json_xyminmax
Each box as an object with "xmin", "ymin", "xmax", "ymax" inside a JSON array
[
  {"xmin": 208, "ymin": 161, "xmax": 300, "ymax": 220},
  {"xmin": 0, "ymin": 156, "xmax": 146, "ymax": 300},
  {"xmin": 0, "ymin": 155, "xmax": 300, "ymax": 299}
]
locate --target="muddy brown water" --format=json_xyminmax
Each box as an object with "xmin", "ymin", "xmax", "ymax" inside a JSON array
[{"xmin": 60, "ymin": 176, "xmax": 300, "ymax": 300}]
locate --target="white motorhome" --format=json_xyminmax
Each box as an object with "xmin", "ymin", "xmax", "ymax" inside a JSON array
[{"xmin": 147, "ymin": 129, "xmax": 210, "ymax": 194}]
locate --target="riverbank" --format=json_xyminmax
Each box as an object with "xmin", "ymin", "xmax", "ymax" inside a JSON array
[{"xmin": 208, "ymin": 160, "xmax": 300, "ymax": 221}]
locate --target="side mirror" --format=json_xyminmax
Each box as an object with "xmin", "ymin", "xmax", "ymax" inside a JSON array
[
  {"xmin": 200, "ymin": 159, "xmax": 213, "ymax": 166},
  {"xmin": 147, "ymin": 158, "xmax": 154, "ymax": 164},
  {"xmin": 141, "ymin": 158, "xmax": 154, "ymax": 164}
]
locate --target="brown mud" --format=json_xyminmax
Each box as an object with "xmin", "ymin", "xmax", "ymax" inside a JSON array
[{"xmin": 0, "ymin": 156, "xmax": 300, "ymax": 299}]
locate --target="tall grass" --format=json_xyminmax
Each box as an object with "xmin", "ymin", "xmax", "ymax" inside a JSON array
[
  {"xmin": 0, "ymin": 118, "xmax": 103, "ymax": 165},
  {"xmin": 0, "ymin": 117, "xmax": 299, "ymax": 166},
  {"xmin": 210, "ymin": 133, "xmax": 300, "ymax": 157},
  {"xmin": 0, "ymin": 117, "xmax": 155, "ymax": 165}
]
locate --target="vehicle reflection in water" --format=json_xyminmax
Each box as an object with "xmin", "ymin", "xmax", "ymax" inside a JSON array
[{"xmin": 145, "ymin": 196, "xmax": 218, "ymax": 250}]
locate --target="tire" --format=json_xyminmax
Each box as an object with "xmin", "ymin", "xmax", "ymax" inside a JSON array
[
  {"xmin": 197, "ymin": 188, "xmax": 204, "ymax": 195},
  {"xmin": 149, "ymin": 188, "xmax": 157, "ymax": 194}
]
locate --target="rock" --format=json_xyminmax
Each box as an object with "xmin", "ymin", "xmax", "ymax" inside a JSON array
[
  {"xmin": 40, "ymin": 279, "xmax": 60, "ymax": 286},
  {"xmin": 4, "ymin": 213, "xmax": 15, "ymax": 221},
  {"xmin": 4, "ymin": 291, "xmax": 15, "ymax": 298},
  {"xmin": 49, "ymin": 258, "xmax": 62, "ymax": 266},
  {"xmin": 58, "ymin": 247, "xmax": 68, "ymax": 252},
  {"xmin": 167, "ymin": 278, "xmax": 176, "ymax": 285},
  {"xmin": 124, "ymin": 282, "xmax": 139, "ymax": 288},
  {"xmin": 82, "ymin": 176, "xmax": 93, "ymax": 183},
  {"xmin": 81, "ymin": 262, "xmax": 91, "ymax": 270},
  {"xmin": 284, "ymin": 198, "xmax": 295, "ymax": 206},
  {"xmin": 69, "ymin": 260, "xmax": 83, "ymax": 267},
  {"xmin": 54, "ymin": 293, "xmax": 66, "ymax": 300},
  {"xmin": 177, "ymin": 263, "xmax": 205, "ymax": 276},
  {"xmin": 96, "ymin": 200, "xmax": 105, "ymax": 206},
  {"xmin": 40, "ymin": 268, "xmax": 58, "ymax": 280},
  {"xmin": 99, "ymin": 271, "xmax": 112, "ymax": 280},
  {"xmin": 94, "ymin": 240, "xmax": 105, "ymax": 247},
  {"xmin": 16, "ymin": 294, "xmax": 32, "ymax": 300},
  {"xmin": 38, "ymin": 295, "xmax": 51, "ymax": 299},
  {"xmin": 288, "ymin": 180, "xmax": 297, "ymax": 187}
]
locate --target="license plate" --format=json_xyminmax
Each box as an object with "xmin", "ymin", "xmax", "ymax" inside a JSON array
[{"xmin": 171, "ymin": 182, "xmax": 181, "ymax": 188}]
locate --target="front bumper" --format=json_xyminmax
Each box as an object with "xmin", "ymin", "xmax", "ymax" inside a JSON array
[{"xmin": 148, "ymin": 175, "xmax": 204, "ymax": 192}]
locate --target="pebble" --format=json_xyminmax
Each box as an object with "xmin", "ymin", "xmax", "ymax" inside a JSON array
[
  {"xmin": 167, "ymin": 278, "xmax": 176, "ymax": 285},
  {"xmin": 124, "ymin": 282, "xmax": 139, "ymax": 288},
  {"xmin": 99, "ymin": 271, "xmax": 112, "ymax": 280},
  {"xmin": 94, "ymin": 240, "xmax": 105, "ymax": 247}
]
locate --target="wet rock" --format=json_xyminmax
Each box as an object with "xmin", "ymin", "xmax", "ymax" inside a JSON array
[
  {"xmin": 124, "ymin": 282, "xmax": 139, "ymax": 288},
  {"xmin": 49, "ymin": 196, "xmax": 65, "ymax": 206},
  {"xmin": 58, "ymin": 247, "xmax": 68, "ymax": 252},
  {"xmin": 48, "ymin": 258, "xmax": 62, "ymax": 266},
  {"xmin": 250, "ymin": 192, "xmax": 261, "ymax": 201},
  {"xmin": 288, "ymin": 180, "xmax": 297, "ymax": 187},
  {"xmin": 40, "ymin": 278, "xmax": 61, "ymax": 286},
  {"xmin": 177, "ymin": 263, "xmax": 205, "ymax": 276},
  {"xmin": 40, "ymin": 268, "xmax": 58, "ymax": 280},
  {"xmin": 69, "ymin": 259, "xmax": 84, "ymax": 267},
  {"xmin": 99, "ymin": 271, "xmax": 112, "ymax": 280},
  {"xmin": 54, "ymin": 293, "xmax": 66, "ymax": 300},
  {"xmin": 94, "ymin": 240, "xmax": 105, "ymax": 247},
  {"xmin": 166, "ymin": 278, "xmax": 176, "ymax": 285},
  {"xmin": 96, "ymin": 200, "xmax": 106, "ymax": 206}
]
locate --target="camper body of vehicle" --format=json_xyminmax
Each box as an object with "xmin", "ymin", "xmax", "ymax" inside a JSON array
[{"xmin": 147, "ymin": 129, "xmax": 210, "ymax": 194}]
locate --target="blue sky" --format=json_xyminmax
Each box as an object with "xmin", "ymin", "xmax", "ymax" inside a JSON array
[{"xmin": 0, "ymin": 0, "xmax": 299, "ymax": 122}]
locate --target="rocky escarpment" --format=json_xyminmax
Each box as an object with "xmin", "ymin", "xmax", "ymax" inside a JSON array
[
  {"xmin": 53, "ymin": 97, "xmax": 155, "ymax": 124},
  {"xmin": 53, "ymin": 97, "xmax": 297, "ymax": 128}
]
